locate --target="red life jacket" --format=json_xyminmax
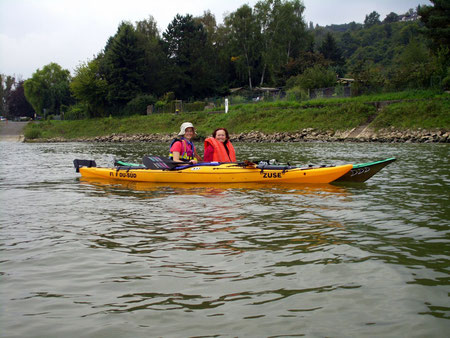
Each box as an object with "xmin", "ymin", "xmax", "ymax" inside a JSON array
[{"xmin": 204, "ymin": 137, "xmax": 236, "ymax": 162}]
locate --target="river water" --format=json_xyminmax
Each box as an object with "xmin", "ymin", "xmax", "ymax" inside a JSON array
[{"xmin": 0, "ymin": 141, "xmax": 449, "ymax": 337}]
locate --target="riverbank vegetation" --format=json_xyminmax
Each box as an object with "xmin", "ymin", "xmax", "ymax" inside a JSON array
[
  {"xmin": 23, "ymin": 90, "xmax": 449, "ymax": 140},
  {"xmin": 4, "ymin": 1, "xmax": 450, "ymax": 144}
]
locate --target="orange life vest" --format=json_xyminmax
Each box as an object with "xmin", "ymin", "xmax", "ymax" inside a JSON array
[{"xmin": 204, "ymin": 137, "xmax": 236, "ymax": 162}]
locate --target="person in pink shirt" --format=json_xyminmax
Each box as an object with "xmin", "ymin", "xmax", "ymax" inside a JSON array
[{"xmin": 169, "ymin": 122, "xmax": 202, "ymax": 164}]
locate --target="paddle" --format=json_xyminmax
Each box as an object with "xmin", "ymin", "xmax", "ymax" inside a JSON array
[
  {"xmin": 142, "ymin": 155, "xmax": 248, "ymax": 170},
  {"xmin": 142, "ymin": 156, "xmax": 179, "ymax": 170}
]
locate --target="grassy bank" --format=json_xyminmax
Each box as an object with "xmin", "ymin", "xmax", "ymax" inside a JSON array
[{"xmin": 24, "ymin": 90, "xmax": 450, "ymax": 140}]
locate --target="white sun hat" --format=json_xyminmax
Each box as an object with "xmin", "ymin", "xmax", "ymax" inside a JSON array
[{"xmin": 178, "ymin": 122, "xmax": 195, "ymax": 136}]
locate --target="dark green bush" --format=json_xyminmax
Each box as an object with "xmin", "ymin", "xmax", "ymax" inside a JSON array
[
  {"xmin": 124, "ymin": 94, "xmax": 157, "ymax": 115},
  {"xmin": 64, "ymin": 104, "xmax": 89, "ymax": 120}
]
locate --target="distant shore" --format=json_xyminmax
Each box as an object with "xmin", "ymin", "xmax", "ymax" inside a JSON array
[{"xmin": 27, "ymin": 127, "xmax": 449, "ymax": 143}]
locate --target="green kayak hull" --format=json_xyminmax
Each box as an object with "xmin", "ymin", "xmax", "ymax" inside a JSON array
[{"xmin": 333, "ymin": 157, "xmax": 396, "ymax": 182}]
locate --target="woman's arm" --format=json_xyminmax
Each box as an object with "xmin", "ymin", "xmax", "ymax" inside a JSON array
[{"xmin": 194, "ymin": 148, "xmax": 202, "ymax": 162}]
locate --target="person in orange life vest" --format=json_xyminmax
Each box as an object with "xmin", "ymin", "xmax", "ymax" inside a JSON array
[
  {"xmin": 204, "ymin": 128, "xmax": 236, "ymax": 162},
  {"xmin": 169, "ymin": 122, "xmax": 202, "ymax": 164}
]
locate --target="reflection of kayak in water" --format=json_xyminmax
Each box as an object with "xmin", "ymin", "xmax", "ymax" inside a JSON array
[
  {"xmin": 74, "ymin": 157, "xmax": 353, "ymax": 184},
  {"xmin": 74, "ymin": 156, "xmax": 395, "ymax": 185},
  {"xmin": 79, "ymin": 177, "xmax": 349, "ymax": 195}
]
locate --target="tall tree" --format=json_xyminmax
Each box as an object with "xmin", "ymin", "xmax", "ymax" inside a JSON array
[
  {"xmin": 8, "ymin": 81, "xmax": 35, "ymax": 118},
  {"xmin": 255, "ymin": 0, "xmax": 307, "ymax": 86},
  {"xmin": 418, "ymin": 0, "xmax": 450, "ymax": 50},
  {"xmin": 135, "ymin": 16, "xmax": 167, "ymax": 96},
  {"xmin": 23, "ymin": 63, "xmax": 71, "ymax": 117},
  {"xmin": 101, "ymin": 22, "xmax": 146, "ymax": 109},
  {"xmin": 0, "ymin": 74, "xmax": 15, "ymax": 117},
  {"xmin": 383, "ymin": 12, "xmax": 399, "ymax": 24},
  {"xmin": 163, "ymin": 14, "xmax": 217, "ymax": 99},
  {"xmin": 70, "ymin": 59, "xmax": 108, "ymax": 117},
  {"xmin": 225, "ymin": 5, "xmax": 260, "ymax": 89},
  {"xmin": 319, "ymin": 32, "xmax": 343, "ymax": 65},
  {"xmin": 364, "ymin": 11, "xmax": 381, "ymax": 28}
]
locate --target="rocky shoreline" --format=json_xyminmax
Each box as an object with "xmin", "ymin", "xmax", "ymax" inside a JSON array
[{"xmin": 33, "ymin": 127, "xmax": 449, "ymax": 143}]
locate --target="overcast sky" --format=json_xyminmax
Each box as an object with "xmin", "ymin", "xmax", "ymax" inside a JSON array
[{"xmin": 0, "ymin": 0, "xmax": 431, "ymax": 80}]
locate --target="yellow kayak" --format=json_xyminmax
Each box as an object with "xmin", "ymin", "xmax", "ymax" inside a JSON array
[{"xmin": 76, "ymin": 162, "xmax": 353, "ymax": 184}]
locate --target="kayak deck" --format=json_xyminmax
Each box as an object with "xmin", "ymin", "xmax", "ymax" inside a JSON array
[{"xmin": 78, "ymin": 162, "xmax": 353, "ymax": 184}]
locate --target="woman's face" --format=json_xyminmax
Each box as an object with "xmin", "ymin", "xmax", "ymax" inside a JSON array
[
  {"xmin": 184, "ymin": 127, "xmax": 195, "ymax": 140},
  {"xmin": 215, "ymin": 130, "xmax": 227, "ymax": 143}
]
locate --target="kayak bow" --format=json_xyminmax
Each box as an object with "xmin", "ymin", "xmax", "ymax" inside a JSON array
[{"xmin": 333, "ymin": 157, "xmax": 396, "ymax": 182}]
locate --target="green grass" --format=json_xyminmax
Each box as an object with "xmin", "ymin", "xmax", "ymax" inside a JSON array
[
  {"xmin": 372, "ymin": 99, "xmax": 450, "ymax": 129},
  {"xmin": 24, "ymin": 90, "xmax": 449, "ymax": 140}
]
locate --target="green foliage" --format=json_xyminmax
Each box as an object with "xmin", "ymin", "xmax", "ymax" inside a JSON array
[
  {"xmin": 184, "ymin": 101, "xmax": 206, "ymax": 112},
  {"xmin": 287, "ymin": 65, "xmax": 336, "ymax": 90},
  {"xmin": 372, "ymin": 99, "xmax": 450, "ymax": 129},
  {"xmin": 23, "ymin": 63, "xmax": 72, "ymax": 117},
  {"xmin": 24, "ymin": 123, "xmax": 42, "ymax": 139},
  {"xmin": 319, "ymin": 32, "xmax": 343, "ymax": 65},
  {"xmin": 389, "ymin": 39, "xmax": 435, "ymax": 89},
  {"xmin": 64, "ymin": 103, "xmax": 89, "ymax": 120},
  {"xmin": 101, "ymin": 22, "xmax": 146, "ymax": 108},
  {"xmin": 19, "ymin": 2, "xmax": 450, "ymax": 119},
  {"xmin": 349, "ymin": 60, "xmax": 385, "ymax": 95},
  {"xmin": 163, "ymin": 14, "xmax": 218, "ymax": 99},
  {"xmin": 24, "ymin": 91, "xmax": 447, "ymax": 140},
  {"xmin": 364, "ymin": 11, "xmax": 381, "ymax": 28},
  {"xmin": 70, "ymin": 59, "xmax": 108, "ymax": 117},
  {"xmin": 418, "ymin": 0, "xmax": 450, "ymax": 50},
  {"xmin": 124, "ymin": 94, "xmax": 157, "ymax": 115},
  {"xmin": 286, "ymin": 86, "xmax": 308, "ymax": 101}
]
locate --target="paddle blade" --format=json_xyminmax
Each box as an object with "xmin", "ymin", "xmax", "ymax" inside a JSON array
[
  {"xmin": 142, "ymin": 156, "xmax": 177, "ymax": 170},
  {"xmin": 73, "ymin": 159, "xmax": 97, "ymax": 172}
]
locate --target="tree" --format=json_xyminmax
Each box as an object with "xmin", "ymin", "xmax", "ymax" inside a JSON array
[
  {"xmin": 135, "ymin": 16, "xmax": 167, "ymax": 96},
  {"xmin": 383, "ymin": 12, "xmax": 399, "ymax": 24},
  {"xmin": 70, "ymin": 59, "xmax": 108, "ymax": 117},
  {"xmin": 163, "ymin": 14, "xmax": 217, "ymax": 99},
  {"xmin": 101, "ymin": 22, "xmax": 146, "ymax": 110},
  {"xmin": 319, "ymin": 32, "xmax": 343, "ymax": 65},
  {"xmin": 349, "ymin": 59, "xmax": 386, "ymax": 95},
  {"xmin": 225, "ymin": 5, "xmax": 260, "ymax": 89},
  {"xmin": 23, "ymin": 63, "xmax": 71, "ymax": 118},
  {"xmin": 8, "ymin": 81, "xmax": 35, "ymax": 118},
  {"xmin": 287, "ymin": 65, "xmax": 336, "ymax": 90},
  {"xmin": 255, "ymin": 0, "xmax": 307, "ymax": 86},
  {"xmin": 364, "ymin": 11, "xmax": 381, "ymax": 28},
  {"xmin": 418, "ymin": 0, "xmax": 450, "ymax": 50},
  {"xmin": 0, "ymin": 74, "xmax": 15, "ymax": 117},
  {"xmin": 389, "ymin": 39, "xmax": 434, "ymax": 89}
]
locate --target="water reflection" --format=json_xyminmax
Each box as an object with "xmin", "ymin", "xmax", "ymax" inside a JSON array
[{"xmin": 79, "ymin": 176, "xmax": 349, "ymax": 196}]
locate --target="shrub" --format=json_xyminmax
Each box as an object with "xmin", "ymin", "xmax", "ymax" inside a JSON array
[
  {"xmin": 184, "ymin": 101, "xmax": 206, "ymax": 112},
  {"xmin": 286, "ymin": 65, "xmax": 336, "ymax": 91},
  {"xmin": 24, "ymin": 123, "xmax": 42, "ymax": 139},
  {"xmin": 64, "ymin": 103, "xmax": 89, "ymax": 120},
  {"xmin": 124, "ymin": 94, "xmax": 157, "ymax": 115},
  {"xmin": 286, "ymin": 86, "xmax": 309, "ymax": 101},
  {"xmin": 230, "ymin": 95, "xmax": 246, "ymax": 104}
]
